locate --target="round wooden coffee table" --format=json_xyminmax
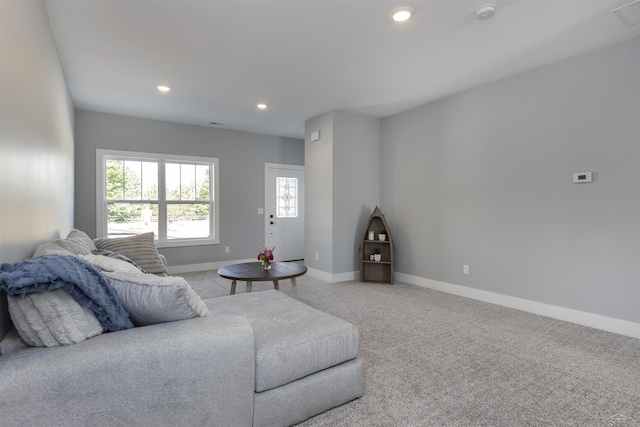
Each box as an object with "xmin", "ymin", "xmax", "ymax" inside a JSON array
[{"xmin": 218, "ymin": 261, "xmax": 307, "ymax": 300}]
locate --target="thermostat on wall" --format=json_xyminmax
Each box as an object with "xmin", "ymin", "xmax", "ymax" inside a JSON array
[{"xmin": 573, "ymin": 172, "xmax": 593, "ymax": 183}]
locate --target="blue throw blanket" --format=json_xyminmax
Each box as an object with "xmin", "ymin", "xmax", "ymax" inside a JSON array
[{"xmin": 0, "ymin": 255, "xmax": 134, "ymax": 332}]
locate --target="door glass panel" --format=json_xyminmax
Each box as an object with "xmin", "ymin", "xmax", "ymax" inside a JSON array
[{"xmin": 276, "ymin": 177, "xmax": 298, "ymax": 218}]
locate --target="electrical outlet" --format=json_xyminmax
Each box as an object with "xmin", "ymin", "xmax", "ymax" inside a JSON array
[
  {"xmin": 463, "ymin": 264, "xmax": 470, "ymax": 275},
  {"xmin": 225, "ymin": 246, "xmax": 230, "ymax": 253},
  {"xmin": 315, "ymin": 253, "xmax": 319, "ymax": 261}
]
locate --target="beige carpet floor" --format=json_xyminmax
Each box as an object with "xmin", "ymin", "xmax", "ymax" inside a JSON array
[{"xmin": 176, "ymin": 270, "xmax": 640, "ymax": 427}]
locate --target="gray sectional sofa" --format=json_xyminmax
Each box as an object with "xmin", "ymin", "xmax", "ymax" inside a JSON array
[{"xmin": 0, "ymin": 231, "xmax": 364, "ymax": 426}]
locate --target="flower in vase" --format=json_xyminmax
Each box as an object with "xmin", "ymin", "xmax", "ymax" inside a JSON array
[{"xmin": 258, "ymin": 246, "xmax": 275, "ymax": 263}]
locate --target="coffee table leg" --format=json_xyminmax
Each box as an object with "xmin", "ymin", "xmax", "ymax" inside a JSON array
[
  {"xmin": 246, "ymin": 281, "xmax": 253, "ymax": 293},
  {"xmin": 273, "ymin": 280, "xmax": 279, "ymax": 291},
  {"xmin": 230, "ymin": 280, "xmax": 237, "ymax": 295},
  {"xmin": 291, "ymin": 277, "xmax": 299, "ymax": 300}
]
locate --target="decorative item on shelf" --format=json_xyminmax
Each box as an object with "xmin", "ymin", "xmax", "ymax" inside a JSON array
[
  {"xmin": 374, "ymin": 247, "xmax": 382, "ymax": 262},
  {"xmin": 369, "ymin": 254, "xmax": 375, "ymax": 261},
  {"xmin": 368, "ymin": 230, "xmax": 375, "ymax": 240},
  {"xmin": 378, "ymin": 230, "xmax": 387, "ymax": 241},
  {"xmin": 258, "ymin": 246, "xmax": 275, "ymax": 270}
]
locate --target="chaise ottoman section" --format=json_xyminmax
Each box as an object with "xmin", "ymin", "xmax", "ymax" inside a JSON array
[
  {"xmin": 253, "ymin": 358, "xmax": 364, "ymax": 427},
  {"xmin": 204, "ymin": 290, "xmax": 361, "ymax": 392}
]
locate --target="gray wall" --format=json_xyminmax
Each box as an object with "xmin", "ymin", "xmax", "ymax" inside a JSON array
[
  {"xmin": 304, "ymin": 111, "xmax": 380, "ymax": 276},
  {"xmin": 333, "ymin": 112, "xmax": 380, "ymax": 274},
  {"xmin": 74, "ymin": 110, "xmax": 304, "ymax": 266},
  {"xmin": 380, "ymin": 37, "xmax": 640, "ymax": 324},
  {"xmin": 304, "ymin": 112, "xmax": 334, "ymax": 273},
  {"xmin": 0, "ymin": 0, "xmax": 75, "ymax": 337}
]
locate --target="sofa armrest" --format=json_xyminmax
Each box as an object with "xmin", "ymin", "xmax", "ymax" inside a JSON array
[{"xmin": 0, "ymin": 315, "xmax": 255, "ymax": 427}]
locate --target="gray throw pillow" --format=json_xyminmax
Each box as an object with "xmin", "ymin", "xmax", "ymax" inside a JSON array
[
  {"xmin": 104, "ymin": 271, "xmax": 210, "ymax": 326},
  {"xmin": 93, "ymin": 232, "xmax": 168, "ymax": 275}
]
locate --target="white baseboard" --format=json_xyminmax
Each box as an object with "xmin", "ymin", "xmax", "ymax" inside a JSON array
[
  {"xmin": 306, "ymin": 268, "xmax": 358, "ymax": 283},
  {"xmin": 168, "ymin": 261, "xmax": 639, "ymax": 340},
  {"xmin": 395, "ymin": 272, "xmax": 640, "ymax": 340}
]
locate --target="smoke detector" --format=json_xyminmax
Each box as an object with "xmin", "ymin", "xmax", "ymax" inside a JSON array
[{"xmin": 476, "ymin": 4, "xmax": 496, "ymax": 20}]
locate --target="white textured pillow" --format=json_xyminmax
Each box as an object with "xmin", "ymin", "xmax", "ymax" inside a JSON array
[
  {"xmin": 52, "ymin": 229, "xmax": 97, "ymax": 256},
  {"xmin": 8, "ymin": 289, "xmax": 103, "ymax": 347},
  {"xmin": 104, "ymin": 271, "xmax": 210, "ymax": 326},
  {"xmin": 94, "ymin": 232, "xmax": 168, "ymax": 275},
  {"xmin": 79, "ymin": 254, "xmax": 144, "ymax": 274},
  {"xmin": 33, "ymin": 242, "xmax": 75, "ymax": 257}
]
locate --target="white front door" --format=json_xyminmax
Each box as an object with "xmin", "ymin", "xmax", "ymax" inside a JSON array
[{"xmin": 265, "ymin": 163, "xmax": 304, "ymax": 261}]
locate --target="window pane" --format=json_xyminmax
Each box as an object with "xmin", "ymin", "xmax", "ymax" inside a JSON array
[
  {"xmin": 106, "ymin": 160, "xmax": 158, "ymax": 201},
  {"xmin": 167, "ymin": 203, "xmax": 210, "ymax": 239},
  {"xmin": 141, "ymin": 161, "xmax": 158, "ymax": 199},
  {"xmin": 107, "ymin": 203, "xmax": 158, "ymax": 238},
  {"xmin": 196, "ymin": 165, "xmax": 210, "ymax": 201},
  {"xmin": 166, "ymin": 163, "xmax": 180, "ymax": 201},
  {"xmin": 123, "ymin": 160, "xmax": 142, "ymax": 199},
  {"xmin": 276, "ymin": 177, "xmax": 298, "ymax": 218},
  {"xmin": 106, "ymin": 159, "xmax": 124, "ymax": 200},
  {"xmin": 181, "ymin": 164, "xmax": 195, "ymax": 200}
]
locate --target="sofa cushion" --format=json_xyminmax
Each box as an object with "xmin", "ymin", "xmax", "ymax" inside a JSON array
[
  {"xmin": 204, "ymin": 290, "xmax": 360, "ymax": 392},
  {"xmin": 94, "ymin": 232, "xmax": 168, "ymax": 275},
  {"xmin": 0, "ymin": 327, "xmax": 29, "ymax": 356},
  {"xmin": 8, "ymin": 289, "xmax": 103, "ymax": 347},
  {"xmin": 104, "ymin": 271, "xmax": 210, "ymax": 326}
]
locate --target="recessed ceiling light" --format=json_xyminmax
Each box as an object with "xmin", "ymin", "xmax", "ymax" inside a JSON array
[
  {"xmin": 256, "ymin": 103, "xmax": 268, "ymax": 110},
  {"xmin": 391, "ymin": 6, "xmax": 414, "ymax": 22},
  {"xmin": 476, "ymin": 4, "xmax": 496, "ymax": 20},
  {"xmin": 156, "ymin": 85, "xmax": 171, "ymax": 92}
]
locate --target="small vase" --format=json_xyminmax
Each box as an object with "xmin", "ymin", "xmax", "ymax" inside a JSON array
[
  {"xmin": 379, "ymin": 234, "xmax": 386, "ymax": 241},
  {"xmin": 261, "ymin": 260, "xmax": 271, "ymax": 270}
]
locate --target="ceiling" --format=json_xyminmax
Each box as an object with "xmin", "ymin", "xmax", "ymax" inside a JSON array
[{"xmin": 43, "ymin": 0, "xmax": 640, "ymax": 139}]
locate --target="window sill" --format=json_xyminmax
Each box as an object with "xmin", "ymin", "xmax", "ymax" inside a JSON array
[{"xmin": 155, "ymin": 238, "xmax": 219, "ymax": 248}]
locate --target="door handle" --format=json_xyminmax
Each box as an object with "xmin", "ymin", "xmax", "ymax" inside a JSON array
[{"xmin": 270, "ymin": 221, "xmax": 275, "ymax": 225}]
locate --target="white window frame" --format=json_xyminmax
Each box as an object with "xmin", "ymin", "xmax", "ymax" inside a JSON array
[{"xmin": 96, "ymin": 149, "xmax": 219, "ymax": 247}]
